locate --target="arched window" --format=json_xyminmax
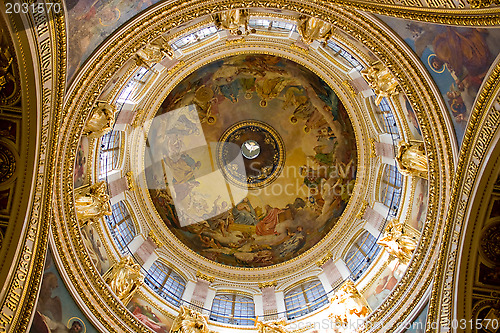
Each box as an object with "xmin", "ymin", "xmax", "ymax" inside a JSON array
[
  {"xmin": 284, "ymin": 279, "xmax": 329, "ymax": 319},
  {"xmin": 376, "ymin": 98, "xmax": 399, "ymax": 135},
  {"xmin": 210, "ymin": 293, "xmax": 255, "ymax": 326},
  {"xmin": 345, "ymin": 231, "xmax": 381, "ymax": 280},
  {"xmin": 105, "ymin": 201, "xmax": 135, "ymax": 254},
  {"xmin": 98, "ymin": 131, "xmax": 121, "ymax": 179},
  {"xmin": 380, "ymin": 164, "xmax": 403, "ymax": 215},
  {"xmin": 145, "ymin": 261, "xmax": 186, "ymax": 306}
]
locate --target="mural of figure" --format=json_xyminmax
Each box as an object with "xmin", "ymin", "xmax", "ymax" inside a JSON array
[
  {"xmin": 396, "ymin": 141, "xmax": 428, "ymax": 178},
  {"xmin": 37, "ymin": 272, "xmax": 62, "ymax": 323},
  {"xmin": 82, "ymin": 102, "xmax": 116, "ymax": 137},
  {"xmin": 432, "ymin": 27, "xmax": 491, "ymax": 91},
  {"xmin": 232, "ymin": 198, "xmax": 258, "ymax": 225},
  {"xmin": 278, "ymin": 226, "xmax": 306, "ymax": 258},
  {"xmin": 103, "ymin": 256, "xmax": 144, "ymax": 305},
  {"xmin": 171, "ymin": 306, "xmax": 215, "ymax": 333},
  {"xmin": 256, "ymin": 205, "xmax": 284, "ymax": 236},
  {"xmin": 213, "ymin": 9, "xmax": 255, "ymax": 36},
  {"xmin": 446, "ymin": 84, "xmax": 467, "ymax": 122},
  {"xmin": 329, "ymin": 280, "xmax": 370, "ymax": 326},
  {"xmin": 131, "ymin": 305, "xmax": 168, "ymax": 333},
  {"xmin": 361, "ymin": 62, "xmax": 399, "ymax": 106},
  {"xmin": 256, "ymin": 76, "xmax": 288, "ymax": 107},
  {"xmin": 34, "ymin": 315, "xmax": 83, "ymax": 333},
  {"xmin": 377, "ymin": 219, "xmax": 418, "ymax": 265},
  {"xmin": 74, "ymin": 181, "xmax": 112, "ymax": 225},
  {"xmin": 297, "ymin": 15, "xmax": 334, "ymax": 45}
]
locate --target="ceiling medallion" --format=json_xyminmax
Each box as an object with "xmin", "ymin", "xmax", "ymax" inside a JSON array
[
  {"xmin": 0, "ymin": 143, "xmax": 15, "ymax": 184},
  {"xmin": 480, "ymin": 224, "xmax": 500, "ymax": 265},
  {"xmin": 217, "ymin": 120, "xmax": 285, "ymax": 189},
  {"xmin": 146, "ymin": 54, "xmax": 357, "ymax": 268}
]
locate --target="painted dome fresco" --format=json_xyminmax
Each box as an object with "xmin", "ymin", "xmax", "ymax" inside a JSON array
[{"xmin": 145, "ymin": 54, "xmax": 357, "ymax": 268}]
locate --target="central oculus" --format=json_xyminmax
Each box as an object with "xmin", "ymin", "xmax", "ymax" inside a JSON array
[
  {"xmin": 217, "ymin": 120, "xmax": 285, "ymax": 189},
  {"xmin": 241, "ymin": 140, "xmax": 260, "ymax": 159}
]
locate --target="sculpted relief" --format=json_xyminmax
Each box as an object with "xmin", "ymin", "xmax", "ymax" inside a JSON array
[
  {"xmin": 170, "ymin": 306, "xmax": 216, "ymax": 333},
  {"xmin": 329, "ymin": 280, "xmax": 370, "ymax": 328},
  {"xmin": 377, "ymin": 219, "xmax": 418, "ymax": 265},
  {"xmin": 83, "ymin": 102, "xmax": 116, "ymax": 137},
  {"xmin": 297, "ymin": 15, "xmax": 335, "ymax": 45},
  {"xmin": 103, "ymin": 256, "xmax": 144, "ymax": 305},
  {"xmin": 213, "ymin": 9, "xmax": 255, "ymax": 36},
  {"xmin": 74, "ymin": 181, "xmax": 112, "ymax": 225},
  {"xmin": 361, "ymin": 62, "xmax": 399, "ymax": 106},
  {"xmin": 396, "ymin": 141, "xmax": 428, "ymax": 178}
]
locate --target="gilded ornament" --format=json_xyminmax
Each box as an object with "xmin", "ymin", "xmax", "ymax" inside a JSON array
[
  {"xmin": 377, "ymin": 219, "xmax": 417, "ymax": 265},
  {"xmin": 341, "ymin": 80, "xmax": 357, "ymax": 98},
  {"xmin": 396, "ymin": 140, "xmax": 428, "ymax": 178},
  {"xmin": 103, "ymin": 256, "xmax": 144, "ymax": 306},
  {"xmin": 148, "ymin": 230, "xmax": 163, "ymax": 248},
  {"xmin": 255, "ymin": 318, "xmax": 289, "ymax": 333},
  {"xmin": 329, "ymin": 280, "xmax": 370, "ymax": 326},
  {"xmin": 170, "ymin": 306, "xmax": 215, "ymax": 333},
  {"xmin": 225, "ymin": 37, "xmax": 245, "ymax": 46},
  {"xmin": 136, "ymin": 36, "xmax": 174, "ymax": 68},
  {"xmin": 196, "ymin": 271, "xmax": 215, "ymax": 283},
  {"xmin": 480, "ymin": 224, "xmax": 500, "ymax": 265},
  {"xmin": 356, "ymin": 201, "xmax": 368, "ymax": 220},
  {"xmin": 316, "ymin": 252, "xmax": 333, "ymax": 267},
  {"xmin": 82, "ymin": 101, "xmax": 117, "ymax": 137},
  {"xmin": 360, "ymin": 61, "xmax": 399, "ymax": 105},
  {"xmin": 74, "ymin": 181, "xmax": 112, "ymax": 225},
  {"xmin": 468, "ymin": 0, "xmax": 500, "ymax": 8},
  {"xmin": 297, "ymin": 15, "xmax": 334, "ymax": 45},
  {"xmin": 126, "ymin": 171, "xmax": 134, "ymax": 191},
  {"xmin": 0, "ymin": 24, "xmax": 20, "ymax": 106},
  {"xmin": 168, "ymin": 61, "xmax": 185, "ymax": 75},
  {"xmin": 213, "ymin": 9, "xmax": 255, "ymax": 36},
  {"xmin": 258, "ymin": 280, "xmax": 278, "ymax": 289}
]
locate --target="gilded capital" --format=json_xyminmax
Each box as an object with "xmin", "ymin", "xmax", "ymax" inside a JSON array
[
  {"xmin": 196, "ymin": 271, "xmax": 215, "ymax": 283},
  {"xmin": 258, "ymin": 280, "xmax": 278, "ymax": 289},
  {"xmin": 316, "ymin": 252, "xmax": 333, "ymax": 267}
]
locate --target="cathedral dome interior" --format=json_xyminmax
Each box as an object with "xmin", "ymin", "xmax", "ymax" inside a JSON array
[{"xmin": 0, "ymin": 1, "xmax": 500, "ymax": 333}]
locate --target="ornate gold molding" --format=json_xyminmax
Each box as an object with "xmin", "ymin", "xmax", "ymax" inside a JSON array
[
  {"xmin": 258, "ymin": 280, "xmax": 278, "ymax": 289},
  {"xmin": 316, "ymin": 252, "xmax": 333, "ymax": 267},
  {"xmin": 148, "ymin": 230, "xmax": 163, "ymax": 248},
  {"xmin": 196, "ymin": 271, "xmax": 215, "ymax": 283}
]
